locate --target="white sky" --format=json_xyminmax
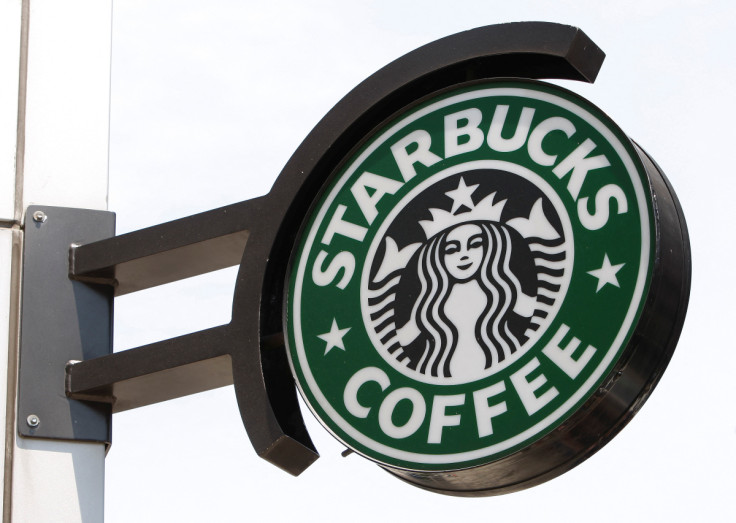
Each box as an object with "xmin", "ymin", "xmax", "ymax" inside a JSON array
[{"xmin": 105, "ymin": 1, "xmax": 735, "ymax": 521}]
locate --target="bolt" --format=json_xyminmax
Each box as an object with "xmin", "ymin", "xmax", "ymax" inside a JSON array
[
  {"xmin": 32, "ymin": 210, "xmax": 47, "ymax": 223},
  {"xmin": 26, "ymin": 414, "xmax": 39, "ymax": 428}
]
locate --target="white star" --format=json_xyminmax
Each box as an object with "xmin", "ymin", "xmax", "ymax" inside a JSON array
[
  {"xmin": 588, "ymin": 254, "xmax": 625, "ymax": 293},
  {"xmin": 317, "ymin": 319, "xmax": 351, "ymax": 355},
  {"xmin": 445, "ymin": 177, "xmax": 478, "ymax": 214}
]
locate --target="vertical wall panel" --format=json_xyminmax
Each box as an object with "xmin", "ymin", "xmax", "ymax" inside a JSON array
[
  {"xmin": 5, "ymin": 0, "xmax": 112, "ymax": 521},
  {"xmin": 21, "ymin": 0, "xmax": 112, "ymax": 211},
  {"xmin": 0, "ymin": 0, "xmax": 22, "ymax": 221}
]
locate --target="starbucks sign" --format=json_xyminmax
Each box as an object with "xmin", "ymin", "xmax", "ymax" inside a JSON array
[
  {"xmin": 286, "ymin": 80, "xmax": 656, "ymax": 473},
  {"xmin": 47, "ymin": 23, "xmax": 688, "ymax": 498}
]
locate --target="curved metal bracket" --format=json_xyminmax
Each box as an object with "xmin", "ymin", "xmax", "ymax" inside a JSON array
[{"xmin": 230, "ymin": 22, "xmax": 604, "ymax": 475}]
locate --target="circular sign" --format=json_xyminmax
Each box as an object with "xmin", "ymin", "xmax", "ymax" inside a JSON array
[{"xmin": 286, "ymin": 80, "xmax": 657, "ymax": 478}]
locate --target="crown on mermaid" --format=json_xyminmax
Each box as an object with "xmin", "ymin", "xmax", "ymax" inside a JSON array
[{"xmin": 418, "ymin": 177, "xmax": 506, "ymax": 239}]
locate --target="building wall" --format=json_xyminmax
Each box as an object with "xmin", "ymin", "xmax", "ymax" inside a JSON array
[{"xmin": 0, "ymin": 1, "xmax": 112, "ymax": 520}]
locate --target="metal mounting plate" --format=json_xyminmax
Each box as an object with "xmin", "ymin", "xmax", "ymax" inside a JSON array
[{"xmin": 17, "ymin": 206, "xmax": 115, "ymax": 445}]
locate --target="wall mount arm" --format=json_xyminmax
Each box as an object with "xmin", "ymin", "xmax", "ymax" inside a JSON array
[{"xmin": 70, "ymin": 198, "xmax": 262, "ymax": 296}]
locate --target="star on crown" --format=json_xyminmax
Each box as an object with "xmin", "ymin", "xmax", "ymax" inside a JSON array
[{"xmin": 418, "ymin": 177, "xmax": 507, "ymax": 239}]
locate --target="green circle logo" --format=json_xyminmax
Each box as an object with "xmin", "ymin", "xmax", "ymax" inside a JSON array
[{"xmin": 286, "ymin": 80, "xmax": 654, "ymax": 471}]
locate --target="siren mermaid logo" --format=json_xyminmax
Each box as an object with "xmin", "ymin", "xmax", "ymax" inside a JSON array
[
  {"xmin": 363, "ymin": 170, "xmax": 572, "ymax": 384},
  {"xmin": 286, "ymin": 80, "xmax": 653, "ymax": 470}
]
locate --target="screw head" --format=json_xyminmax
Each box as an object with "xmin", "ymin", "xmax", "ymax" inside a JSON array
[
  {"xmin": 32, "ymin": 211, "xmax": 47, "ymax": 223},
  {"xmin": 26, "ymin": 414, "xmax": 39, "ymax": 428}
]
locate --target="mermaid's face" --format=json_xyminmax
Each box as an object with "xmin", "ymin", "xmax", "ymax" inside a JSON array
[{"xmin": 443, "ymin": 224, "xmax": 484, "ymax": 281}]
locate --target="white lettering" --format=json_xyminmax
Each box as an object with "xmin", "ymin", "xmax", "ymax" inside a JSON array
[
  {"xmin": 552, "ymin": 138, "xmax": 611, "ymax": 200},
  {"xmin": 542, "ymin": 324, "xmax": 597, "ymax": 380},
  {"xmin": 390, "ymin": 129, "xmax": 442, "ymax": 182},
  {"xmin": 378, "ymin": 387, "xmax": 426, "ymax": 439},
  {"xmin": 444, "ymin": 108, "xmax": 484, "ymax": 158},
  {"xmin": 527, "ymin": 116, "xmax": 576, "ymax": 166},
  {"xmin": 428, "ymin": 394, "xmax": 465, "ymax": 444},
  {"xmin": 577, "ymin": 184, "xmax": 629, "ymax": 231},
  {"xmin": 311, "ymin": 250, "xmax": 355, "ymax": 289},
  {"xmin": 344, "ymin": 367, "xmax": 390, "ymax": 419},
  {"xmin": 487, "ymin": 105, "xmax": 535, "ymax": 152},
  {"xmin": 510, "ymin": 357, "xmax": 558, "ymax": 416},
  {"xmin": 350, "ymin": 171, "xmax": 403, "ymax": 225},
  {"xmin": 472, "ymin": 382, "xmax": 507, "ymax": 438},
  {"xmin": 321, "ymin": 204, "xmax": 368, "ymax": 245}
]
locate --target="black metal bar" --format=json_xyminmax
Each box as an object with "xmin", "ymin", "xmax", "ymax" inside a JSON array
[
  {"xmin": 66, "ymin": 324, "xmax": 233, "ymax": 413},
  {"xmin": 69, "ymin": 197, "xmax": 266, "ymax": 296}
]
